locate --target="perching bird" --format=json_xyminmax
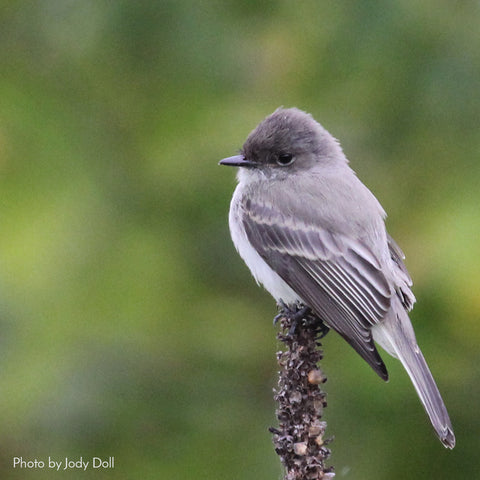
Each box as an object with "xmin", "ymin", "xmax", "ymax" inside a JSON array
[{"xmin": 219, "ymin": 108, "xmax": 455, "ymax": 448}]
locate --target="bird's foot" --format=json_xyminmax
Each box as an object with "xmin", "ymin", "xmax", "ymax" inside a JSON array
[
  {"xmin": 274, "ymin": 301, "xmax": 329, "ymax": 338},
  {"xmin": 274, "ymin": 300, "xmax": 309, "ymax": 325}
]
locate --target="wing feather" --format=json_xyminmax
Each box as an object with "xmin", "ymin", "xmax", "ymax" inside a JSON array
[
  {"xmin": 243, "ymin": 199, "xmax": 392, "ymax": 379},
  {"xmin": 386, "ymin": 233, "xmax": 416, "ymax": 310}
]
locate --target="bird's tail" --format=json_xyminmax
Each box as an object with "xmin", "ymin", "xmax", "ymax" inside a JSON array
[{"xmin": 373, "ymin": 298, "xmax": 455, "ymax": 449}]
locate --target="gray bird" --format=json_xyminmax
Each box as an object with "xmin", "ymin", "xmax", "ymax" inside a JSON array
[{"xmin": 219, "ymin": 107, "xmax": 455, "ymax": 448}]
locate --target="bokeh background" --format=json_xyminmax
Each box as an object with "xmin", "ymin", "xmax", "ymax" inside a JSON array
[{"xmin": 0, "ymin": 1, "xmax": 479, "ymax": 479}]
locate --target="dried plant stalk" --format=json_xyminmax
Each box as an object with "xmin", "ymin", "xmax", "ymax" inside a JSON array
[{"xmin": 270, "ymin": 305, "xmax": 335, "ymax": 480}]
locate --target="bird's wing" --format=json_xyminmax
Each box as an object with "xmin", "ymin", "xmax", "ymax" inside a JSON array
[
  {"xmin": 244, "ymin": 200, "xmax": 392, "ymax": 380},
  {"xmin": 386, "ymin": 233, "xmax": 416, "ymax": 311}
]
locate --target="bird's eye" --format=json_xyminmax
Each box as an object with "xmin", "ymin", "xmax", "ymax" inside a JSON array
[{"xmin": 276, "ymin": 153, "xmax": 294, "ymax": 166}]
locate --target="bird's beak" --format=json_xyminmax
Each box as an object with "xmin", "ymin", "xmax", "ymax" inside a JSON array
[{"xmin": 219, "ymin": 155, "xmax": 257, "ymax": 168}]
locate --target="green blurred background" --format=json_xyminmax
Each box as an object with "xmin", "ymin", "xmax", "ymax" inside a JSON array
[{"xmin": 0, "ymin": 1, "xmax": 478, "ymax": 479}]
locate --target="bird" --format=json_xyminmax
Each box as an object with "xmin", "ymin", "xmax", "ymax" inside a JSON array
[{"xmin": 219, "ymin": 107, "xmax": 455, "ymax": 448}]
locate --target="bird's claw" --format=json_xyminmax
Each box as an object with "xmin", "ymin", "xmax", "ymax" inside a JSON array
[{"xmin": 274, "ymin": 301, "xmax": 330, "ymax": 338}]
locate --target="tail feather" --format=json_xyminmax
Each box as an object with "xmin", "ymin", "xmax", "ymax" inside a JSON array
[{"xmin": 373, "ymin": 299, "xmax": 455, "ymax": 449}]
